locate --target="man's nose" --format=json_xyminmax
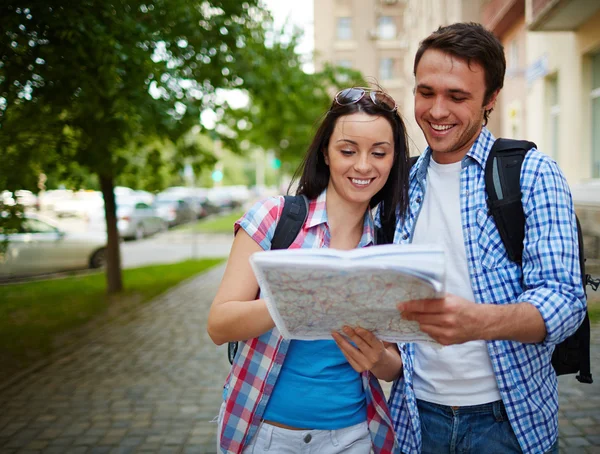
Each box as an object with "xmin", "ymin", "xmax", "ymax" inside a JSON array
[{"xmin": 429, "ymin": 97, "xmax": 450, "ymax": 119}]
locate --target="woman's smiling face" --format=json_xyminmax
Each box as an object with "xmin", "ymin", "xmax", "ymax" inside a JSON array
[{"xmin": 324, "ymin": 112, "xmax": 395, "ymax": 207}]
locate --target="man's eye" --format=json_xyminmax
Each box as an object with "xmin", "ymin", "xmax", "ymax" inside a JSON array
[
  {"xmin": 452, "ymin": 97, "xmax": 466, "ymax": 102},
  {"xmin": 419, "ymin": 92, "xmax": 433, "ymax": 98}
]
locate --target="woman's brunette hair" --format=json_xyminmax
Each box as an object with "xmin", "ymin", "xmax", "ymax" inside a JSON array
[{"xmin": 290, "ymin": 88, "xmax": 410, "ymax": 225}]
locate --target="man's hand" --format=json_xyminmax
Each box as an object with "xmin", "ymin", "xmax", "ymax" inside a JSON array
[
  {"xmin": 332, "ymin": 326, "xmax": 402, "ymax": 381},
  {"xmin": 398, "ymin": 293, "xmax": 484, "ymax": 345}
]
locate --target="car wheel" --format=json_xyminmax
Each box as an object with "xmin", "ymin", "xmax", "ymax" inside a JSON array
[
  {"xmin": 89, "ymin": 248, "xmax": 106, "ymax": 269},
  {"xmin": 135, "ymin": 224, "xmax": 145, "ymax": 241}
]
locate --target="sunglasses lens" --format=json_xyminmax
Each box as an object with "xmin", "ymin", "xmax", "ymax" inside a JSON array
[
  {"xmin": 370, "ymin": 91, "xmax": 396, "ymax": 111},
  {"xmin": 336, "ymin": 88, "xmax": 365, "ymax": 105}
]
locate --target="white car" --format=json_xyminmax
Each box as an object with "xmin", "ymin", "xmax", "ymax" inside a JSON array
[{"xmin": 0, "ymin": 214, "xmax": 107, "ymax": 278}]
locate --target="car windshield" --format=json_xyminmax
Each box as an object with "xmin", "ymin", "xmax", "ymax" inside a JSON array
[{"xmin": 21, "ymin": 218, "xmax": 58, "ymax": 234}]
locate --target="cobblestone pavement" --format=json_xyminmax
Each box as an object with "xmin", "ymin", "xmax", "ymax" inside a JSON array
[{"xmin": 0, "ymin": 264, "xmax": 599, "ymax": 453}]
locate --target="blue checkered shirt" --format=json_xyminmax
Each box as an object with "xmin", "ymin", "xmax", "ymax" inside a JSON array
[{"xmin": 381, "ymin": 128, "xmax": 587, "ymax": 453}]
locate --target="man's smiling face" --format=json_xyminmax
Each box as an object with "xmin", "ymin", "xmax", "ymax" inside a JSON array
[{"xmin": 414, "ymin": 49, "xmax": 498, "ymax": 164}]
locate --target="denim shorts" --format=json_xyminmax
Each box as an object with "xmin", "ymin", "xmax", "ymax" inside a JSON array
[
  {"xmin": 241, "ymin": 420, "xmax": 371, "ymax": 454},
  {"xmin": 417, "ymin": 399, "xmax": 558, "ymax": 454}
]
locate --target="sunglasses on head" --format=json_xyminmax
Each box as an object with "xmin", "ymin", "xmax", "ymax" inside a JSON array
[{"xmin": 333, "ymin": 87, "xmax": 397, "ymax": 112}]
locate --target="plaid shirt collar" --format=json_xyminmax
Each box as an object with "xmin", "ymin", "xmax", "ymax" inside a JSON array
[{"xmin": 306, "ymin": 188, "xmax": 375, "ymax": 247}]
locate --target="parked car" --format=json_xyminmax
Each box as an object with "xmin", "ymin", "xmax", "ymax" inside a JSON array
[
  {"xmin": 87, "ymin": 198, "xmax": 166, "ymax": 240},
  {"xmin": 116, "ymin": 201, "xmax": 166, "ymax": 240},
  {"xmin": 153, "ymin": 196, "xmax": 196, "ymax": 227},
  {"xmin": 160, "ymin": 187, "xmax": 208, "ymax": 219},
  {"xmin": 0, "ymin": 214, "xmax": 107, "ymax": 278}
]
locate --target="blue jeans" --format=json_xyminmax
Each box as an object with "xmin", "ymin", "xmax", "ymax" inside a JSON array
[{"xmin": 417, "ymin": 399, "xmax": 559, "ymax": 454}]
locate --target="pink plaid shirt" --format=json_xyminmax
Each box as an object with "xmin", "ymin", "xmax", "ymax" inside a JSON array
[{"xmin": 218, "ymin": 189, "xmax": 400, "ymax": 453}]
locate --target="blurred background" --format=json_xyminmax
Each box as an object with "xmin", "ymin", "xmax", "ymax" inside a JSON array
[
  {"xmin": 0, "ymin": 2, "xmax": 599, "ymax": 452},
  {"xmin": 1, "ymin": 0, "xmax": 599, "ymax": 286},
  {"xmin": 0, "ymin": 0, "xmax": 599, "ymax": 356}
]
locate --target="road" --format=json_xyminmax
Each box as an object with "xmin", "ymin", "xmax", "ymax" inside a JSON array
[
  {"xmin": 120, "ymin": 231, "xmax": 233, "ymax": 268},
  {"xmin": 50, "ymin": 213, "xmax": 234, "ymax": 268}
]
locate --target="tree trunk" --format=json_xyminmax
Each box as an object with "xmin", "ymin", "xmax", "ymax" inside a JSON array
[{"xmin": 99, "ymin": 175, "xmax": 123, "ymax": 293}]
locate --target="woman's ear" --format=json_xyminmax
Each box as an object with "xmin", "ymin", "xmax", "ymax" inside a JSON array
[{"xmin": 322, "ymin": 148, "xmax": 329, "ymax": 166}]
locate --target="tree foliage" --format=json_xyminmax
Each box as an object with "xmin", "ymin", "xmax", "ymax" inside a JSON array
[
  {"xmin": 216, "ymin": 27, "xmax": 365, "ymax": 172},
  {"xmin": 0, "ymin": 1, "xmax": 270, "ymax": 187},
  {"xmin": 0, "ymin": 0, "xmax": 269, "ymax": 291},
  {"xmin": 0, "ymin": 1, "xmax": 366, "ymax": 291}
]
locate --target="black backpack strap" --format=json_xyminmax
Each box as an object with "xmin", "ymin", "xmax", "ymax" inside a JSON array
[
  {"xmin": 228, "ymin": 194, "xmax": 309, "ymax": 364},
  {"xmin": 575, "ymin": 216, "xmax": 593, "ymax": 383},
  {"xmin": 377, "ymin": 155, "xmax": 419, "ymax": 245},
  {"xmin": 271, "ymin": 195, "xmax": 309, "ymax": 250},
  {"xmin": 486, "ymin": 139, "xmax": 592, "ymax": 384},
  {"xmin": 484, "ymin": 138, "xmax": 536, "ymax": 263}
]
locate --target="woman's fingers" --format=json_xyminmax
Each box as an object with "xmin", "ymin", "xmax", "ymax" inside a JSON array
[
  {"xmin": 331, "ymin": 331, "xmax": 369, "ymax": 372},
  {"xmin": 332, "ymin": 326, "xmax": 386, "ymax": 371}
]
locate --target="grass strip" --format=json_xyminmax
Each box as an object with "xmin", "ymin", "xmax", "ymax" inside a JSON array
[
  {"xmin": 176, "ymin": 210, "xmax": 244, "ymax": 234},
  {"xmin": 0, "ymin": 258, "xmax": 223, "ymax": 378}
]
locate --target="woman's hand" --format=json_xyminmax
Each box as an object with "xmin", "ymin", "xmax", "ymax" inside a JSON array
[{"xmin": 332, "ymin": 326, "xmax": 402, "ymax": 382}]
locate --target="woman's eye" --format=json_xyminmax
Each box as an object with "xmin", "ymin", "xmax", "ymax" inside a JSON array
[
  {"xmin": 373, "ymin": 152, "xmax": 387, "ymax": 158},
  {"xmin": 341, "ymin": 150, "xmax": 354, "ymax": 156}
]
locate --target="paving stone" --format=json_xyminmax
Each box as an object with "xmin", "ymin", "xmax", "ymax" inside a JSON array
[{"xmin": 0, "ymin": 265, "xmax": 596, "ymax": 453}]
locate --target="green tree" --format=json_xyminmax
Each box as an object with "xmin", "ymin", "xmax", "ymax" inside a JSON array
[
  {"xmin": 216, "ymin": 27, "xmax": 365, "ymax": 171},
  {"xmin": 0, "ymin": 0, "xmax": 269, "ymax": 292}
]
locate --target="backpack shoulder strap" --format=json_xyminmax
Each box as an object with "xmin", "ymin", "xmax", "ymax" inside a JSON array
[
  {"xmin": 270, "ymin": 195, "xmax": 309, "ymax": 250},
  {"xmin": 484, "ymin": 138, "xmax": 536, "ymax": 263},
  {"xmin": 228, "ymin": 194, "xmax": 309, "ymax": 364},
  {"xmin": 376, "ymin": 155, "xmax": 419, "ymax": 245}
]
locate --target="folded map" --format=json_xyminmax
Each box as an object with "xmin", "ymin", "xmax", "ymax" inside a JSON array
[{"xmin": 250, "ymin": 244, "xmax": 445, "ymax": 344}]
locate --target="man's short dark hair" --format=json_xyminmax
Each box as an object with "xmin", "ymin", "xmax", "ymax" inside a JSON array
[{"xmin": 414, "ymin": 22, "xmax": 506, "ymax": 124}]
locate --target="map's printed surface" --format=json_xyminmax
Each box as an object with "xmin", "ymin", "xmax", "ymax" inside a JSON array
[{"xmin": 256, "ymin": 265, "xmax": 442, "ymax": 344}]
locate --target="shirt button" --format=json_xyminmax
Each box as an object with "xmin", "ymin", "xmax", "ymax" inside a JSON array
[
  {"xmin": 416, "ymin": 196, "xmax": 422, "ymax": 203},
  {"xmin": 402, "ymin": 234, "xmax": 408, "ymax": 240},
  {"xmin": 304, "ymin": 434, "xmax": 312, "ymax": 443}
]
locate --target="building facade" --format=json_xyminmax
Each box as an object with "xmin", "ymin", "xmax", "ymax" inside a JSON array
[
  {"xmin": 313, "ymin": 0, "xmax": 408, "ymax": 129},
  {"xmin": 313, "ymin": 0, "xmax": 600, "ymax": 181},
  {"xmin": 314, "ymin": 0, "xmax": 485, "ymax": 153}
]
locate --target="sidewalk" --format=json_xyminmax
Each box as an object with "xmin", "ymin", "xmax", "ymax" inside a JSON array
[{"xmin": 0, "ymin": 265, "xmax": 599, "ymax": 453}]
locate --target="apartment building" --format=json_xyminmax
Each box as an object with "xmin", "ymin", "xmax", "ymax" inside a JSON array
[{"xmin": 313, "ymin": 0, "xmax": 408, "ymax": 120}]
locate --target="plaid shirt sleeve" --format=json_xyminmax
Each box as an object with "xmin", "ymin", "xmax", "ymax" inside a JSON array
[
  {"xmin": 518, "ymin": 150, "xmax": 587, "ymax": 345},
  {"xmin": 234, "ymin": 196, "xmax": 284, "ymax": 250}
]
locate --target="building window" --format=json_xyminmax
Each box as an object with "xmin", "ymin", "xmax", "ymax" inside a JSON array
[
  {"xmin": 592, "ymin": 52, "xmax": 600, "ymax": 178},
  {"xmin": 336, "ymin": 17, "xmax": 352, "ymax": 40},
  {"xmin": 379, "ymin": 58, "xmax": 394, "ymax": 80},
  {"xmin": 377, "ymin": 16, "xmax": 396, "ymax": 40},
  {"xmin": 336, "ymin": 59, "xmax": 353, "ymax": 83},
  {"xmin": 547, "ymin": 75, "xmax": 559, "ymax": 160}
]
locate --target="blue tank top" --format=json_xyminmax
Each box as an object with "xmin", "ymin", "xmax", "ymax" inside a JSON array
[{"xmin": 262, "ymin": 339, "xmax": 367, "ymax": 429}]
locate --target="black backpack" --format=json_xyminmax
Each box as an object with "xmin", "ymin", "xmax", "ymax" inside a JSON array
[
  {"xmin": 227, "ymin": 194, "xmax": 309, "ymax": 364},
  {"xmin": 378, "ymin": 139, "xmax": 598, "ymax": 383}
]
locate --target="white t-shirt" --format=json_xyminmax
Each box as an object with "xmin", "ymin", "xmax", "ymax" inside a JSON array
[{"xmin": 411, "ymin": 158, "xmax": 501, "ymax": 406}]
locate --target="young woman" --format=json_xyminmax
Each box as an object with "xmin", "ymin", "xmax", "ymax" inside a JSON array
[{"xmin": 207, "ymin": 87, "xmax": 410, "ymax": 454}]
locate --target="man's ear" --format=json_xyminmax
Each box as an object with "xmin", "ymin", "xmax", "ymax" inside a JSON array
[{"xmin": 484, "ymin": 89, "xmax": 500, "ymax": 111}]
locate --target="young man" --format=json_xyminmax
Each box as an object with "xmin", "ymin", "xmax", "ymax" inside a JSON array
[{"xmin": 385, "ymin": 23, "xmax": 586, "ymax": 453}]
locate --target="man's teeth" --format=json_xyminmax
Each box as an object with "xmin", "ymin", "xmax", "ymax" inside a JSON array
[
  {"xmin": 431, "ymin": 124, "xmax": 453, "ymax": 131},
  {"xmin": 352, "ymin": 179, "xmax": 371, "ymax": 185}
]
